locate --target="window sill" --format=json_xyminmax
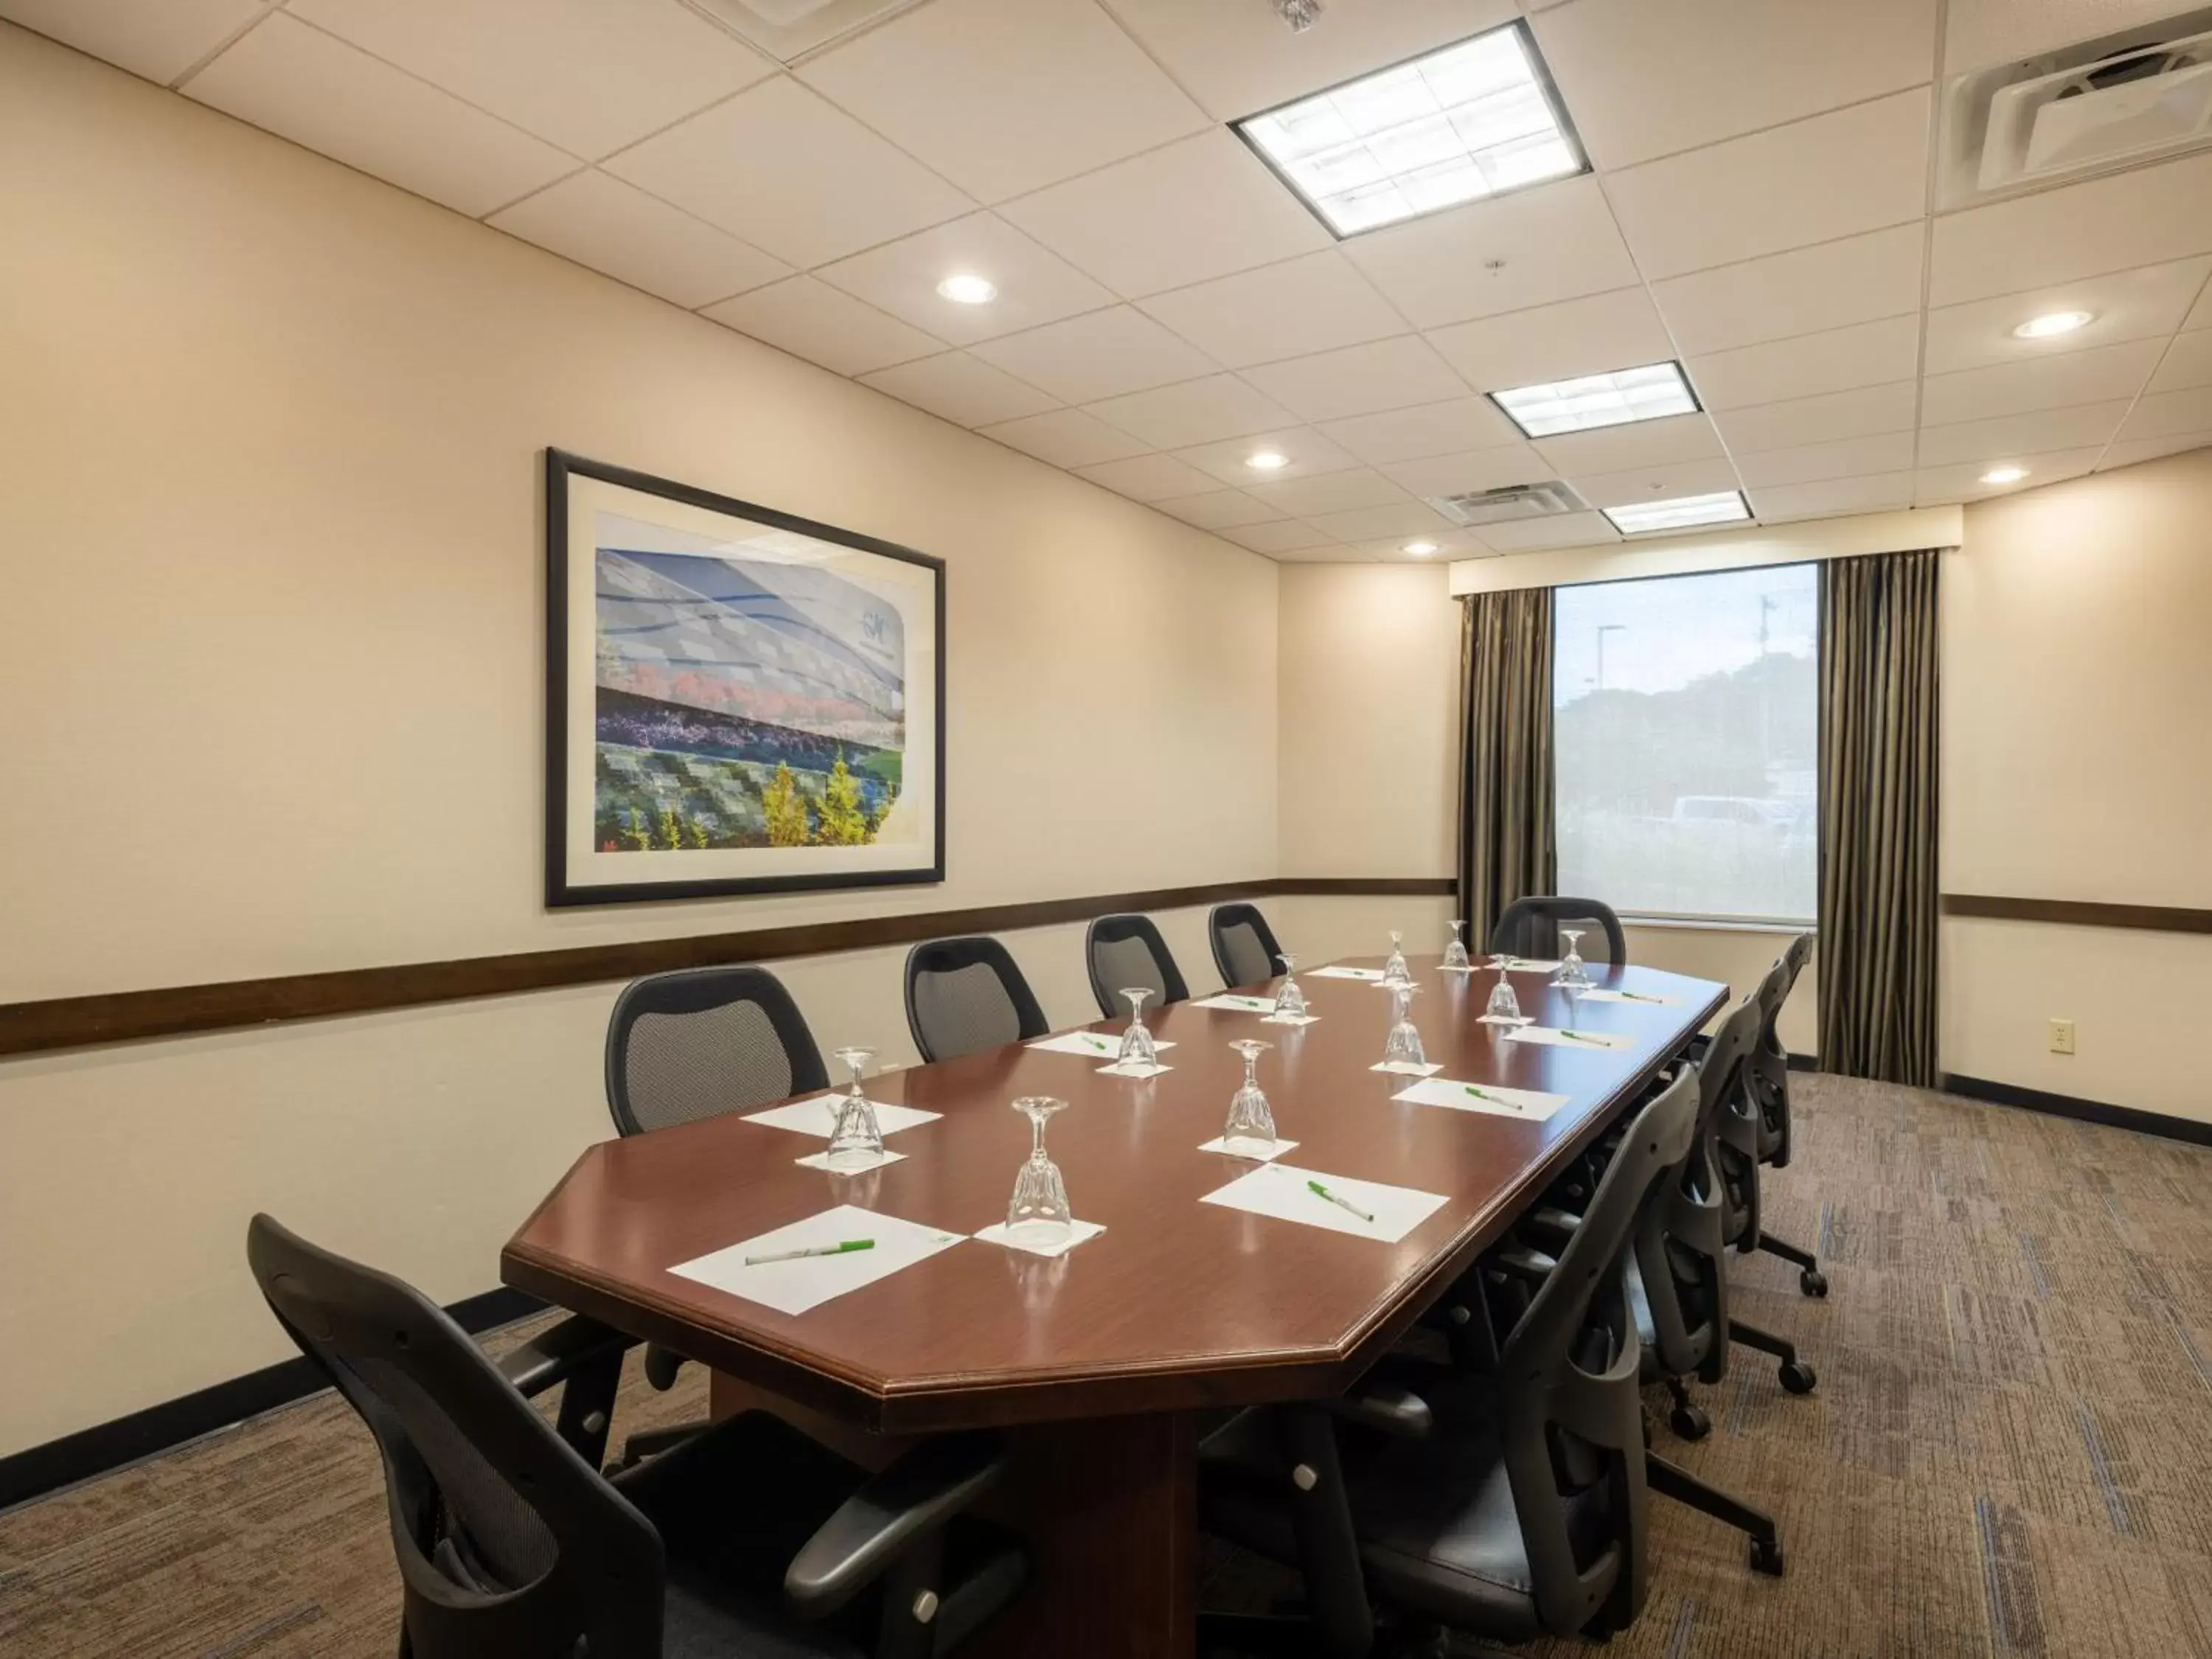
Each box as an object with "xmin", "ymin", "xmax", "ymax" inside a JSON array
[{"xmin": 1618, "ymin": 915, "xmax": 1815, "ymax": 936}]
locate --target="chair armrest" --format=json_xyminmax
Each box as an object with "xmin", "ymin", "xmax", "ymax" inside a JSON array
[
  {"xmin": 785, "ymin": 1430, "xmax": 1008, "ymax": 1618},
  {"xmin": 495, "ymin": 1315, "xmax": 636, "ymax": 1399},
  {"xmin": 1326, "ymin": 1382, "xmax": 1432, "ymax": 1439}
]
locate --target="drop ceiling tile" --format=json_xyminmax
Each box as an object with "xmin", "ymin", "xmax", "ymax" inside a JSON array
[
  {"xmin": 1350, "ymin": 531, "xmax": 1495, "ymax": 560},
  {"xmin": 858, "ymin": 352, "xmax": 1060, "ymax": 428},
  {"xmin": 605, "ymin": 77, "xmax": 972, "ymax": 268},
  {"xmin": 1150, "ymin": 490, "xmax": 1287, "ymax": 530},
  {"xmin": 799, "ymin": 0, "xmax": 1206, "ymax": 203},
  {"xmin": 1651, "ymin": 224, "xmax": 1926, "ymax": 355},
  {"xmin": 2099, "ymin": 431, "xmax": 2212, "ymax": 470},
  {"xmin": 490, "ymin": 171, "xmax": 789, "ymax": 309},
  {"xmin": 1241, "ymin": 338, "xmax": 1470, "ymax": 422},
  {"xmin": 703, "ymin": 276, "xmax": 944, "ymax": 376},
  {"xmin": 1529, "ymin": 412, "xmax": 1725, "ymax": 476},
  {"xmin": 287, "ymin": 0, "xmax": 771, "ymax": 160},
  {"xmin": 1318, "ymin": 398, "xmax": 1524, "ymax": 465},
  {"xmin": 1913, "ymin": 448, "xmax": 2103, "ymax": 504},
  {"xmin": 1687, "ymin": 316, "xmax": 1923, "ymax": 411},
  {"xmin": 1919, "ymin": 338, "xmax": 2162, "ymax": 427},
  {"xmin": 1222, "ymin": 520, "xmax": 1340, "ymax": 554},
  {"xmin": 968, "ymin": 306, "xmax": 1216, "ymax": 404},
  {"xmin": 1138, "ymin": 252, "xmax": 1408, "ymax": 370},
  {"xmin": 1928, "ymin": 152, "xmax": 2212, "ymax": 306},
  {"xmin": 1943, "ymin": 0, "xmax": 2183, "ymax": 75},
  {"xmin": 1711, "ymin": 381, "xmax": 1920, "ymax": 453},
  {"xmin": 1567, "ymin": 456, "xmax": 1745, "ymax": 510},
  {"xmin": 1073, "ymin": 452, "xmax": 1222, "ymax": 502},
  {"xmin": 1922, "ymin": 258, "xmax": 2212, "ymax": 374},
  {"xmin": 1481, "ymin": 511, "xmax": 1621, "ymax": 551},
  {"xmin": 2149, "ymin": 331, "xmax": 2212, "ymax": 394},
  {"xmin": 1427, "ymin": 287, "xmax": 1675, "ymax": 396},
  {"xmin": 2116, "ymin": 385, "xmax": 2212, "ymax": 443},
  {"xmin": 1531, "ymin": 0, "xmax": 1937, "ymax": 170},
  {"xmin": 1343, "ymin": 176, "xmax": 1641, "ymax": 329},
  {"xmin": 815, "ymin": 214, "xmax": 1113, "ymax": 346},
  {"xmin": 0, "ymin": 0, "xmax": 268, "ymax": 84},
  {"xmin": 1380, "ymin": 445, "xmax": 1557, "ymax": 497},
  {"xmin": 182, "ymin": 15, "xmax": 574, "ymax": 218},
  {"xmin": 1747, "ymin": 473, "xmax": 1915, "ymax": 522},
  {"xmin": 1085, "ymin": 375, "xmax": 1295, "ymax": 449},
  {"xmin": 975, "ymin": 408, "xmax": 1151, "ymax": 469},
  {"xmin": 998, "ymin": 130, "xmax": 1333, "ymax": 299},
  {"xmin": 1270, "ymin": 543, "xmax": 1376, "ymax": 563},
  {"xmin": 1602, "ymin": 88, "xmax": 1930, "ymax": 280},
  {"xmin": 1915, "ymin": 403, "xmax": 2130, "ymax": 467},
  {"xmin": 1245, "ymin": 469, "xmax": 1411, "ymax": 517},
  {"xmin": 1305, "ymin": 501, "xmax": 1457, "ymax": 542},
  {"xmin": 1733, "ymin": 431, "xmax": 1919, "ymax": 487},
  {"xmin": 1172, "ymin": 428, "xmax": 1360, "ymax": 487}
]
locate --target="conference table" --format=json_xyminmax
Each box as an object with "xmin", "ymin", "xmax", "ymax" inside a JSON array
[{"xmin": 504, "ymin": 954, "xmax": 1728, "ymax": 1658}]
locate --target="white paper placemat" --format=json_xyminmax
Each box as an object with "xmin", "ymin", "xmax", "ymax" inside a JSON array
[
  {"xmin": 1371, "ymin": 1060, "xmax": 1443, "ymax": 1077},
  {"xmin": 1028, "ymin": 1031, "xmax": 1175, "ymax": 1060},
  {"xmin": 1097, "ymin": 1060, "xmax": 1173, "ymax": 1079},
  {"xmin": 1504, "ymin": 958, "xmax": 1562, "ymax": 973},
  {"xmin": 1565, "ymin": 987, "xmax": 1680, "ymax": 1006},
  {"xmin": 1193, "ymin": 993, "xmax": 1278, "ymax": 1012},
  {"xmin": 1501, "ymin": 1025, "xmax": 1637, "ymax": 1052},
  {"xmin": 669, "ymin": 1205, "xmax": 964, "ymax": 1315},
  {"xmin": 1262, "ymin": 1012, "xmax": 1320, "ymax": 1026},
  {"xmin": 742, "ymin": 1097, "xmax": 943, "ymax": 1138},
  {"xmin": 793, "ymin": 1147, "xmax": 907, "ymax": 1172},
  {"xmin": 1310, "ymin": 965, "xmax": 1387, "ymax": 981},
  {"xmin": 1391, "ymin": 1077, "xmax": 1572, "ymax": 1121},
  {"xmin": 971, "ymin": 1220, "xmax": 1107, "ymax": 1259},
  {"xmin": 1201, "ymin": 1163, "xmax": 1448, "ymax": 1244},
  {"xmin": 1197, "ymin": 1135, "xmax": 1300, "ymax": 1162}
]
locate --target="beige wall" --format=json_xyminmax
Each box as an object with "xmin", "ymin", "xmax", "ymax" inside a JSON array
[{"xmin": 0, "ymin": 29, "xmax": 1277, "ymax": 1454}]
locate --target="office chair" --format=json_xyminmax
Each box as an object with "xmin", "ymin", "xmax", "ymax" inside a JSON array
[
  {"xmin": 605, "ymin": 964, "xmax": 830, "ymax": 1464},
  {"xmin": 1083, "ymin": 912, "xmax": 1190, "ymax": 1020},
  {"xmin": 246, "ymin": 1215, "xmax": 1028, "ymax": 1659},
  {"xmin": 903, "ymin": 936, "xmax": 1049, "ymax": 1064},
  {"xmin": 1487, "ymin": 895, "xmax": 1628, "ymax": 965},
  {"xmin": 1207, "ymin": 902, "xmax": 1287, "ymax": 990},
  {"xmin": 1197, "ymin": 1065, "xmax": 1703, "ymax": 1655},
  {"xmin": 1745, "ymin": 933, "xmax": 1826, "ymax": 1295}
]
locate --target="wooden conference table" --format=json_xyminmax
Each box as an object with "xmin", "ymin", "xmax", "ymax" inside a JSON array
[{"xmin": 504, "ymin": 956, "xmax": 1728, "ymax": 1659}]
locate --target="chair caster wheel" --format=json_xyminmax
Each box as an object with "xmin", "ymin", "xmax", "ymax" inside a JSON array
[
  {"xmin": 1669, "ymin": 1403, "xmax": 1711, "ymax": 1441},
  {"xmin": 1779, "ymin": 1359, "xmax": 1818, "ymax": 1394},
  {"xmin": 1750, "ymin": 1536, "xmax": 1786, "ymax": 1576},
  {"xmin": 1800, "ymin": 1269, "xmax": 1829, "ymax": 1298}
]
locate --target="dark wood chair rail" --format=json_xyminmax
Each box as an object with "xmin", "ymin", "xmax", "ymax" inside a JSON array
[
  {"xmin": 1941, "ymin": 894, "xmax": 2212, "ymax": 935},
  {"xmin": 0, "ymin": 876, "xmax": 1455, "ymax": 1057}
]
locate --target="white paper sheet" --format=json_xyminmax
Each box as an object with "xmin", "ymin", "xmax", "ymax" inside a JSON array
[
  {"xmin": 1192, "ymin": 993, "xmax": 1279, "ymax": 1012},
  {"xmin": 970, "ymin": 1220, "xmax": 1107, "ymax": 1259},
  {"xmin": 1564, "ymin": 987, "xmax": 1680, "ymax": 1006},
  {"xmin": 1201, "ymin": 1163, "xmax": 1448, "ymax": 1244},
  {"xmin": 742, "ymin": 1097, "xmax": 943, "ymax": 1138},
  {"xmin": 1370, "ymin": 1060, "xmax": 1444, "ymax": 1077},
  {"xmin": 1390, "ymin": 1077, "xmax": 1571, "ymax": 1121},
  {"xmin": 1504, "ymin": 958, "xmax": 1562, "ymax": 973},
  {"xmin": 1501, "ymin": 1025, "xmax": 1636, "ymax": 1051},
  {"xmin": 1096, "ymin": 1060, "xmax": 1174, "ymax": 1079},
  {"xmin": 793, "ymin": 1148, "xmax": 907, "ymax": 1172},
  {"xmin": 1197, "ymin": 1135, "xmax": 1300, "ymax": 1162},
  {"xmin": 1310, "ymin": 965, "xmax": 1387, "ymax": 981},
  {"xmin": 669, "ymin": 1205, "xmax": 964, "ymax": 1316},
  {"xmin": 1027, "ymin": 1031, "xmax": 1175, "ymax": 1059}
]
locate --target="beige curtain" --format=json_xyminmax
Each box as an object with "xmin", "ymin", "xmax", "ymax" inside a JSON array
[
  {"xmin": 1818, "ymin": 549, "xmax": 1941, "ymax": 1085},
  {"xmin": 1456, "ymin": 588, "xmax": 1556, "ymax": 952}
]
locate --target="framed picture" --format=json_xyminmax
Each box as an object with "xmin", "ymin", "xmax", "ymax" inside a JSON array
[{"xmin": 546, "ymin": 449, "xmax": 945, "ymax": 907}]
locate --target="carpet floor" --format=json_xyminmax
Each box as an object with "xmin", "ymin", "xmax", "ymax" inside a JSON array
[{"xmin": 4, "ymin": 1075, "xmax": 2210, "ymax": 1657}]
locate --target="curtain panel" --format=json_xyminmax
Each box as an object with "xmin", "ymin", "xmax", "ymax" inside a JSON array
[{"xmin": 1455, "ymin": 588, "xmax": 1556, "ymax": 953}]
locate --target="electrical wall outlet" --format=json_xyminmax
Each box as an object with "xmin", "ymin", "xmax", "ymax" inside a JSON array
[{"xmin": 2048, "ymin": 1018, "xmax": 2076, "ymax": 1056}]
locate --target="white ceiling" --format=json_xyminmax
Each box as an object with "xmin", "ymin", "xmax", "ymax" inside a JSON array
[{"xmin": 11, "ymin": 0, "xmax": 2212, "ymax": 562}]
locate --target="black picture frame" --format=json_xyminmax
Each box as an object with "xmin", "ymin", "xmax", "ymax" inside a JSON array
[{"xmin": 545, "ymin": 448, "xmax": 947, "ymax": 908}]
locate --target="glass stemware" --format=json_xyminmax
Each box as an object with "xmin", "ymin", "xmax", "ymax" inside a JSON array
[
  {"xmin": 1382, "ymin": 929, "xmax": 1411, "ymax": 987},
  {"xmin": 1481, "ymin": 954, "xmax": 1529, "ymax": 1026},
  {"xmin": 1381, "ymin": 982, "xmax": 1427, "ymax": 1070},
  {"xmin": 1559, "ymin": 928, "xmax": 1590, "ymax": 990},
  {"xmin": 1116, "ymin": 987, "xmax": 1158, "ymax": 1069},
  {"xmin": 825, "ymin": 1045, "xmax": 883, "ymax": 1169},
  {"xmin": 1271, "ymin": 952, "xmax": 1307, "ymax": 1019},
  {"xmin": 1006, "ymin": 1096, "xmax": 1073, "ymax": 1246},
  {"xmin": 1442, "ymin": 919, "xmax": 1472, "ymax": 972},
  {"xmin": 1222, "ymin": 1039, "xmax": 1278, "ymax": 1150}
]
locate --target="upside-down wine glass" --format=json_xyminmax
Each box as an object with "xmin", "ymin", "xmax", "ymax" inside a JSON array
[
  {"xmin": 1272, "ymin": 952, "xmax": 1307, "ymax": 1019},
  {"xmin": 1116, "ymin": 987, "xmax": 1157, "ymax": 1069},
  {"xmin": 1442, "ymin": 919, "xmax": 1472, "ymax": 972},
  {"xmin": 825, "ymin": 1045, "xmax": 883, "ymax": 1169},
  {"xmin": 1382, "ymin": 930, "xmax": 1411, "ymax": 987},
  {"xmin": 1559, "ymin": 928, "xmax": 1590, "ymax": 990},
  {"xmin": 1006, "ymin": 1096, "xmax": 1072, "ymax": 1247},
  {"xmin": 1481, "ymin": 953, "xmax": 1528, "ymax": 1026},
  {"xmin": 1381, "ymin": 981, "xmax": 1427, "ymax": 1070},
  {"xmin": 1222, "ymin": 1039, "xmax": 1278, "ymax": 1152}
]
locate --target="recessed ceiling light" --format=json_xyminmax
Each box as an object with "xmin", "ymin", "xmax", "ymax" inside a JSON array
[
  {"xmin": 1980, "ymin": 465, "xmax": 2029, "ymax": 484},
  {"xmin": 1245, "ymin": 450, "xmax": 1290, "ymax": 471},
  {"xmin": 2011, "ymin": 310, "xmax": 2092, "ymax": 339},
  {"xmin": 1234, "ymin": 20, "xmax": 1586, "ymax": 237},
  {"xmin": 1402, "ymin": 540, "xmax": 1438, "ymax": 555},
  {"xmin": 936, "ymin": 273, "xmax": 997, "ymax": 305},
  {"xmin": 1602, "ymin": 491, "xmax": 1751, "ymax": 536},
  {"xmin": 1490, "ymin": 361, "xmax": 1699, "ymax": 439}
]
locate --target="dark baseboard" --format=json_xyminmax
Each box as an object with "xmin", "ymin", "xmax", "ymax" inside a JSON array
[
  {"xmin": 1943, "ymin": 1073, "xmax": 2212, "ymax": 1148},
  {"xmin": 0, "ymin": 1285, "xmax": 542, "ymax": 1514},
  {"xmin": 1786, "ymin": 1052, "xmax": 1818, "ymax": 1071}
]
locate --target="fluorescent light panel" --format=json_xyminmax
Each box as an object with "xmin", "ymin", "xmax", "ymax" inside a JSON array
[
  {"xmin": 1491, "ymin": 361, "xmax": 1698, "ymax": 439},
  {"xmin": 1603, "ymin": 491, "xmax": 1752, "ymax": 536},
  {"xmin": 1236, "ymin": 21, "xmax": 1585, "ymax": 237}
]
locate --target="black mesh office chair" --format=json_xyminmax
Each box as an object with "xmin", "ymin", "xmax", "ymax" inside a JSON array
[
  {"xmin": 605, "ymin": 965, "xmax": 830, "ymax": 1461},
  {"xmin": 246, "ymin": 1215, "xmax": 1027, "ymax": 1659},
  {"xmin": 1489, "ymin": 895, "xmax": 1627, "ymax": 964},
  {"xmin": 1197, "ymin": 1065, "xmax": 1703, "ymax": 1655},
  {"xmin": 1206, "ymin": 903, "xmax": 1286, "ymax": 990},
  {"xmin": 1083, "ymin": 913, "xmax": 1189, "ymax": 1020},
  {"xmin": 903, "ymin": 936, "xmax": 1048, "ymax": 1064},
  {"xmin": 1745, "ymin": 934, "xmax": 1826, "ymax": 1295}
]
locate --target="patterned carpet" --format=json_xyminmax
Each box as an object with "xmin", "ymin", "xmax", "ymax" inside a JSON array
[{"xmin": 4, "ymin": 1076, "xmax": 2211, "ymax": 1658}]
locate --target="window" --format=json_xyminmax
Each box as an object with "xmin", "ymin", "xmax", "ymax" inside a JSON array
[{"xmin": 1553, "ymin": 564, "xmax": 1818, "ymax": 923}]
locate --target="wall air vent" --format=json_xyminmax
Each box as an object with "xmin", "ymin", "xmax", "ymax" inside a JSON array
[
  {"xmin": 681, "ymin": 0, "xmax": 925, "ymax": 63},
  {"xmin": 1427, "ymin": 480, "xmax": 1587, "ymax": 528},
  {"xmin": 1939, "ymin": 7, "xmax": 2212, "ymax": 208}
]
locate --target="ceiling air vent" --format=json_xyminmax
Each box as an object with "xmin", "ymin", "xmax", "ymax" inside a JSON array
[
  {"xmin": 1939, "ymin": 7, "xmax": 2212, "ymax": 207},
  {"xmin": 681, "ymin": 0, "xmax": 925, "ymax": 63},
  {"xmin": 1427, "ymin": 480, "xmax": 1587, "ymax": 528}
]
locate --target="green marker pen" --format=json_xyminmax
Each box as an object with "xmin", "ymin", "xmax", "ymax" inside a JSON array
[
  {"xmin": 1307, "ymin": 1178, "xmax": 1376, "ymax": 1223},
  {"xmin": 1465, "ymin": 1084, "xmax": 1521, "ymax": 1112},
  {"xmin": 746, "ymin": 1239, "xmax": 874, "ymax": 1266}
]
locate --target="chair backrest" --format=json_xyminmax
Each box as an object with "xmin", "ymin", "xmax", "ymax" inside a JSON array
[
  {"xmin": 246, "ymin": 1215, "xmax": 664, "ymax": 1659},
  {"xmin": 1083, "ymin": 913, "xmax": 1189, "ymax": 1019},
  {"xmin": 1747, "ymin": 945, "xmax": 1804, "ymax": 1161},
  {"xmin": 1487, "ymin": 897, "xmax": 1627, "ymax": 966},
  {"xmin": 1495, "ymin": 1063, "xmax": 1697, "ymax": 1638},
  {"xmin": 904, "ymin": 936, "xmax": 1049, "ymax": 1064},
  {"xmin": 605, "ymin": 965, "xmax": 829, "ymax": 1138},
  {"xmin": 1208, "ymin": 902, "xmax": 1285, "ymax": 990}
]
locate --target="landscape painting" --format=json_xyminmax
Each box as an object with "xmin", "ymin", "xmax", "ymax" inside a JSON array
[{"xmin": 546, "ymin": 451, "xmax": 944, "ymax": 905}]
